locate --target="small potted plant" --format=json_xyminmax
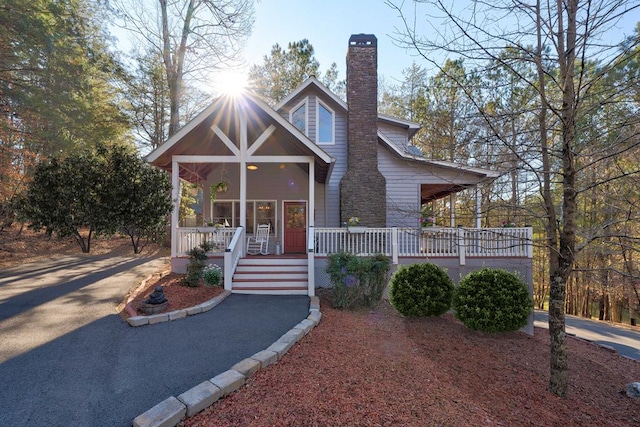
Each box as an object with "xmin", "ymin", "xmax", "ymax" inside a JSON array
[
  {"xmin": 420, "ymin": 206, "xmax": 435, "ymax": 227},
  {"xmin": 346, "ymin": 216, "xmax": 366, "ymax": 233}
]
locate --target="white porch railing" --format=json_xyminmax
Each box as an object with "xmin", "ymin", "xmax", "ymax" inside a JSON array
[
  {"xmin": 223, "ymin": 227, "xmax": 245, "ymax": 291},
  {"xmin": 175, "ymin": 227, "xmax": 238, "ymax": 256},
  {"xmin": 314, "ymin": 227, "xmax": 533, "ymax": 265},
  {"xmin": 176, "ymin": 226, "xmax": 533, "ymax": 263}
]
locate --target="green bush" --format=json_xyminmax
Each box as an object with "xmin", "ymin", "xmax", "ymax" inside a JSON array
[
  {"xmin": 326, "ymin": 252, "xmax": 391, "ymax": 309},
  {"xmin": 182, "ymin": 242, "xmax": 212, "ymax": 287},
  {"xmin": 389, "ymin": 263, "xmax": 454, "ymax": 317},
  {"xmin": 453, "ymin": 268, "xmax": 532, "ymax": 332},
  {"xmin": 203, "ymin": 264, "xmax": 223, "ymax": 287}
]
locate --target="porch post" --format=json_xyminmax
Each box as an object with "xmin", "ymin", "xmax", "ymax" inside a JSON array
[
  {"xmin": 308, "ymin": 160, "xmax": 315, "ymax": 227},
  {"xmin": 171, "ymin": 159, "xmax": 180, "ymax": 258},
  {"xmin": 239, "ymin": 108, "xmax": 247, "ymax": 253},
  {"xmin": 475, "ymin": 186, "xmax": 482, "ymax": 228},
  {"xmin": 392, "ymin": 227, "xmax": 399, "ymax": 264},
  {"xmin": 203, "ymin": 182, "xmax": 211, "ymax": 225}
]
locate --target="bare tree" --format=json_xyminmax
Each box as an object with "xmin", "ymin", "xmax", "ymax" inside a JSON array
[
  {"xmin": 388, "ymin": 0, "xmax": 640, "ymax": 396},
  {"xmin": 112, "ymin": 0, "xmax": 254, "ymax": 136}
]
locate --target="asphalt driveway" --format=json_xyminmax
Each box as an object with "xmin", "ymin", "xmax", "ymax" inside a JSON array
[
  {"xmin": 534, "ymin": 310, "xmax": 640, "ymax": 361},
  {"xmin": 0, "ymin": 255, "xmax": 310, "ymax": 426}
]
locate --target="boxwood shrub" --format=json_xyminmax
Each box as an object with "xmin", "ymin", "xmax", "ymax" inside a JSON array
[
  {"xmin": 453, "ymin": 268, "xmax": 532, "ymax": 332},
  {"xmin": 389, "ymin": 262, "xmax": 454, "ymax": 317}
]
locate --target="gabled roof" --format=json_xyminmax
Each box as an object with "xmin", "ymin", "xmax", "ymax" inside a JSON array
[
  {"xmin": 377, "ymin": 132, "xmax": 500, "ymax": 179},
  {"xmin": 377, "ymin": 131, "xmax": 502, "ymax": 202},
  {"xmin": 275, "ymin": 76, "xmax": 422, "ymax": 139},
  {"xmin": 275, "ymin": 76, "xmax": 347, "ymax": 111},
  {"xmin": 145, "ymin": 91, "xmax": 335, "ymax": 183}
]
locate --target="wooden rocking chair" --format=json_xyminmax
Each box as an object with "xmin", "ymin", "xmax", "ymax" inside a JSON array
[{"xmin": 246, "ymin": 223, "xmax": 271, "ymax": 255}]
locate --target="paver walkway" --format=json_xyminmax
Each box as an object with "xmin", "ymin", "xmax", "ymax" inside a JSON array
[{"xmin": 0, "ymin": 255, "xmax": 309, "ymax": 426}]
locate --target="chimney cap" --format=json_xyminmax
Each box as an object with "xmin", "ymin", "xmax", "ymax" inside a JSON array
[{"xmin": 349, "ymin": 34, "xmax": 377, "ymax": 47}]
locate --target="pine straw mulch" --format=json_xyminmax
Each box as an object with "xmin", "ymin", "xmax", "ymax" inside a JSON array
[{"xmin": 180, "ymin": 291, "xmax": 640, "ymax": 427}]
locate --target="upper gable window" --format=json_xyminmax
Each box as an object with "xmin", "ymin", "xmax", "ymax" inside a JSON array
[
  {"xmin": 290, "ymin": 99, "xmax": 307, "ymax": 135},
  {"xmin": 317, "ymin": 100, "xmax": 334, "ymax": 144}
]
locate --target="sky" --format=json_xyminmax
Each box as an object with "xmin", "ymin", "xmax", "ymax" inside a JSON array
[
  {"xmin": 213, "ymin": 0, "xmax": 640, "ymax": 92},
  {"xmin": 214, "ymin": 0, "xmax": 423, "ymax": 89}
]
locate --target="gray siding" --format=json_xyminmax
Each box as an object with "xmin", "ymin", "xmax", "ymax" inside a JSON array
[
  {"xmin": 379, "ymin": 146, "xmax": 480, "ymax": 227},
  {"xmin": 277, "ymin": 88, "xmax": 348, "ymax": 227},
  {"xmin": 378, "ymin": 147, "xmax": 422, "ymax": 227},
  {"xmin": 378, "ymin": 122, "xmax": 409, "ymax": 148}
]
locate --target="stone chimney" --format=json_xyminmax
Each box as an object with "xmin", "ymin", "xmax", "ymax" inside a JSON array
[{"xmin": 340, "ymin": 34, "xmax": 386, "ymax": 227}]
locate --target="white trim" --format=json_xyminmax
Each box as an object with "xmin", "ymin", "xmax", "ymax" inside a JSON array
[
  {"xmin": 282, "ymin": 199, "xmax": 308, "ymax": 254},
  {"xmin": 377, "ymin": 132, "xmax": 501, "ymax": 179},
  {"xmin": 315, "ymin": 98, "xmax": 335, "ymax": 145},
  {"xmin": 289, "ymin": 98, "xmax": 308, "ymax": 136},
  {"xmin": 146, "ymin": 98, "xmax": 223, "ymax": 163},
  {"xmin": 212, "ymin": 124, "xmax": 240, "ymax": 156},
  {"xmin": 276, "ymin": 76, "xmax": 347, "ymax": 111},
  {"xmin": 171, "ymin": 155, "xmax": 315, "ymax": 163},
  {"xmin": 171, "ymin": 160, "xmax": 180, "ymax": 258},
  {"xmin": 247, "ymin": 124, "xmax": 276, "ymax": 156},
  {"xmin": 246, "ymin": 93, "xmax": 334, "ymax": 165}
]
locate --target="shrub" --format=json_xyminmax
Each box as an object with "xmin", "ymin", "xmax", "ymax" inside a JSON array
[
  {"xmin": 182, "ymin": 242, "xmax": 212, "ymax": 287},
  {"xmin": 389, "ymin": 262, "xmax": 454, "ymax": 317},
  {"xmin": 453, "ymin": 268, "xmax": 533, "ymax": 332},
  {"xmin": 203, "ymin": 264, "xmax": 223, "ymax": 287},
  {"xmin": 326, "ymin": 252, "xmax": 391, "ymax": 309}
]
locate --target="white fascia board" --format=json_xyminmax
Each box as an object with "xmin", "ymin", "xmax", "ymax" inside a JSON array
[
  {"xmin": 275, "ymin": 76, "xmax": 347, "ymax": 112},
  {"xmin": 377, "ymin": 132, "xmax": 501, "ymax": 179},
  {"xmin": 246, "ymin": 92, "xmax": 334, "ymax": 165},
  {"xmin": 146, "ymin": 96, "xmax": 224, "ymax": 163}
]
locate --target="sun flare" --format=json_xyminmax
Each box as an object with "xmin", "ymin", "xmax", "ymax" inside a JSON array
[{"xmin": 216, "ymin": 69, "xmax": 247, "ymax": 96}]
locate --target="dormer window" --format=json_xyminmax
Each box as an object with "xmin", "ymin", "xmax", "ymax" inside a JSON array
[
  {"xmin": 316, "ymin": 100, "xmax": 334, "ymax": 144},
  {"xmin": 290, "ymin": 99, "xmax": 307, "ymax": 135}
]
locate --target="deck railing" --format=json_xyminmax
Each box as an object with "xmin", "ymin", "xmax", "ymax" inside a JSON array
[
  {"xmin": 175, "ymin": 227, "xmax": 238, "ymax": 256},
  {"xmin": 314, "ymin": 227, "xmax": 532, "ymax": 264},
  {"xmin": 175, "ymin": 226, "xmax": 533, "ymax": 265}
]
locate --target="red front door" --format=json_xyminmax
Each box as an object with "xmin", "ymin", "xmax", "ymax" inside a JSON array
[{"xmin": 284, "ymin": 202, "xmax": 306, "ymax": 254}]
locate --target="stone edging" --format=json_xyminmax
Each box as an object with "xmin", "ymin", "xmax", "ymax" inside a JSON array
[
  {"xmin": 126, "ymin": 291, "xmax": 231, "ymax": 327},
  {"xmin": 132, "ymin": 296, "xmax": 322, "ymax": 427}
]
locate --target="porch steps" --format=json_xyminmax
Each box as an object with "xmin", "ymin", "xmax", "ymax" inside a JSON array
[{"xmin": 232, "ymin": 257, "xmax": 308, "ymax": 295}]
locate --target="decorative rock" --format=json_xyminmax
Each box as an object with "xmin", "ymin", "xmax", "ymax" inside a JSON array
[
  {"xmin": 309, "ymin": 296, "xmax": 320, "ymax": 311},
  {"xmin": 132, "ymin": 396, "xmax": 186, "ymax": 427},
  {"xmin": 626, "ymin": 382, "xmax": 640, "ymax": 398}
]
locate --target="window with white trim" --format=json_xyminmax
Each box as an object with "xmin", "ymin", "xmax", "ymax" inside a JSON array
[
  {"xmin": 290, "ymin": 99, "xmax": 307, "ymax": 135},
  {"xmin": 212, "ymin": 200, "xmax": 276, "ymax": 235},
  {"xmin": 316, "ymin": 100, "xmax": 334, "ymax": 144}
]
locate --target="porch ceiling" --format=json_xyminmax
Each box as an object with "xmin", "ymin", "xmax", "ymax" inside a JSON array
[{"xmin": 421, "ymin": 183, "xmax": 473, "ymax": 203}]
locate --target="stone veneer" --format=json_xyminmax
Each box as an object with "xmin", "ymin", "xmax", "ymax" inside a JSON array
[{"xmin": 340, "ymin": 34, "xmax": 387, "ymax": 227}]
